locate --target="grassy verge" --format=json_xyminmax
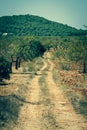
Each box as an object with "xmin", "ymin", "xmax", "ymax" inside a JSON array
[
  {"xmin": 0, "ymin": 77, "xmax": 30, "ymax": 129},
  {"xmin": 0, "ymin": 95, "xmax": 23, "ymax": 128}
]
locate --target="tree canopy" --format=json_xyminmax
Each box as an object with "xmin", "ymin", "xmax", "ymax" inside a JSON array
[{"xmin": 16, "ymin": 39, "xmax": 45, "ymax": 61}]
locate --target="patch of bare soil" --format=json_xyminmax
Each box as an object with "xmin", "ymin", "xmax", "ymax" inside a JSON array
[{"xmin": 0, "ymin": 52, "xmax": 87, "ymax": 130}]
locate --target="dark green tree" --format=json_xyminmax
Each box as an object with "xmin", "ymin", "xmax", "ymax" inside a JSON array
[
  {"xmin": 14, "ymin": 38, "xmax": 45, "ymax": 69},
  {"xmin": 0, "ymin": 56, "xmax": 10, "ymax": 82}
]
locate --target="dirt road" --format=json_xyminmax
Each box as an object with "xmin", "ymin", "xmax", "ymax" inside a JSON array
[{"xmin": 1, "ymin": 52, "xmax": 87, "ymax": 130}]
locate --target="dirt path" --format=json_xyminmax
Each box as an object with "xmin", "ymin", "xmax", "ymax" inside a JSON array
[
  {"xmin": 13, "ymin": 59, "xmax": 48, "ymax": 130},
  {"xmin": 2, "ymin": 52, "xmax": 87, "ymax": 130}
]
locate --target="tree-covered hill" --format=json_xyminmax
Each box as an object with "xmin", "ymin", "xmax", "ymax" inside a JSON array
[{"xmin": 0, "ymin": 14, "xmax": 87, "ymax": 36}]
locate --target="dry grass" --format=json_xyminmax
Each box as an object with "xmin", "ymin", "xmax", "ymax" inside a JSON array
[
  {"xmin": 53, "ymin": 59, "xmax": 87, "ymax": 119},
  {"xmin": 58, "ymin": 70, "xmax": 84, "ymax": 86}
]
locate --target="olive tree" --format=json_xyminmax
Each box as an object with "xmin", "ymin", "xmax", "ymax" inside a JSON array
[{"xmin": 14, "ymin": 38, "xmax": 45, "ymax": 69}]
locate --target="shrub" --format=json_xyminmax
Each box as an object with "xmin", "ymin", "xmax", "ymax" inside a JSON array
[
  {"xmin": 28, "ymin": 61, "xmax": 35, "ymax": 72},
  {"xmin": 61, "ymin": 64, "xmax": 71, "ymax": 71},
  {"xmin": 0, "ymin": 56, "xmax": 10, "ymax": 82},
  {"xmin": 22, "ymin": 66, "xmax": 27, "ymax": 73}
]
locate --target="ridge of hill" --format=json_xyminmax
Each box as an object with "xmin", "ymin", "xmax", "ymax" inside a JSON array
[{"xmin": 0, "ymin": 14, "xmax": 87, "ymax": 36}]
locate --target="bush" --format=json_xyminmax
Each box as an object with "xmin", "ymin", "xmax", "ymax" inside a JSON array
[
  {"xmin": 28, "ymin": 61, "xmax": 35, "ymax": 72},
  {"xmin": 59, "ymin": 62, "xmax": 71, "ymax": 71},
  {"xmin": 61, "ymin": 64, "xmax": 71, "ymax": 71},
  {"xmin": 0, "ymin": 56, "xmax": 10, "ymax": 82},
  {"xmin": 22, "ymin": 66, "xmax": 27, "ymax": 73}
]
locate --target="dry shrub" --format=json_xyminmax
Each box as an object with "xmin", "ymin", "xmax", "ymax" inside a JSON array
[{"xmin": 58, "ymin": 70, "xmax": 84, "ymax": 86}]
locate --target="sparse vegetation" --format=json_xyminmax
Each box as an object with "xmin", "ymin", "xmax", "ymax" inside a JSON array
[
  {"xmin": 22, "ymin": 66, "xmax": 27, "ymax": 72},
  {"xmin": 53, "ymin": 60, "xmax": 87, "ymax": 118}
]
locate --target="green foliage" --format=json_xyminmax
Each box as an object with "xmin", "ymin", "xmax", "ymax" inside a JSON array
[
  {"xmin": 0, "ymin": 56, "xmax": 10, "ymax": 82},
  {"xmin": 0, "ymin": 37, "xmax": 13, "ymax": 80},
  {"xmin": 0, "ymin": 14, "xmax": 86, "ymax": 36},
  {"xmin": 54, "ymin": 50, "xmax": 62, "ymax": 58},
  {"xmin": 0, "ymin": 35, "xmax": 87, "ymax": 74},
  {"xmin": 68, "ymin": 37, "xmax": 87, "ymax": 62},
  {"xmin": 17, "ymin": 39, "xmax": 45, "ymax": 61},
  {"xmin": 67, "ymin": 36, "xmax": 87, "ymax": 73}
]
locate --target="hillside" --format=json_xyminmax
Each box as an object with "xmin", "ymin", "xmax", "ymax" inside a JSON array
[{"xmin": 0, "ymin": 14, "xmax": 87, "ymax": 36}]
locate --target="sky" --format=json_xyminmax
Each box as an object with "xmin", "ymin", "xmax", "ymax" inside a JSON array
[{"xmin": 0, "ymin": 0, "xmax": 87, "ymax": 29}]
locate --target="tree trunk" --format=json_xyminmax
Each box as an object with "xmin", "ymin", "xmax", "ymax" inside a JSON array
[
  {"xmin": 10, "ymin": 56, "xmax": 13, "ymax": 73},
  {"xmin": 15, "ymin": 57, "xmax": 21, "ymax": 70},
  {"xmin": 83, "ymin": 62, "xmax": 86, "ymax": 73},
  {"xmin": 15, "ymin": 57, "xmax": 19, "ymax": 70},
  {"xmin": 10, "ymin": 62, "xmax": 12, "ymax": 73},
  {"xmin": 18, "ymin": 58, "xmax": 21, "ymax": 68}
]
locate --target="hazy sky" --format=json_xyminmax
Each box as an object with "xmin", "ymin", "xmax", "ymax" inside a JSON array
[{"xmin": 0, "ymin": 0, "xmax": 87, "ymax": 29}]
